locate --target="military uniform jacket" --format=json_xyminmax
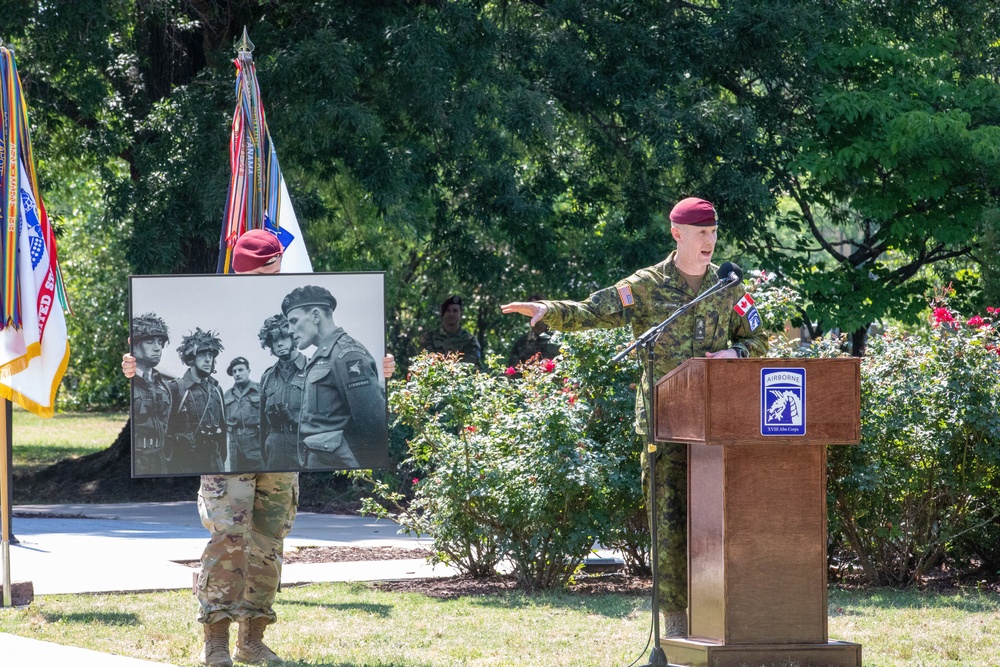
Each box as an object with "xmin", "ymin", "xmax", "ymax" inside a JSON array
[
  {"xmin": 225, "ymin": 381, "xmax": 261, "ymax": 432},
  {"xmin": 259, "ymin": 352, "xmax": 306, "ymax": 436},
  {"xmin": 421, "ymin": 327, "xmax": 481, "ymax": 364},
  {"xmin": 299, "ymin": 327, "xmax": 388, "ymax": 468},
  {"xmin": 540, "ymin": 251, "xmax": 769, "ymax": 431},
  {"xmin": 167, "ymin": 368, "xmax": 226, "ymax": 447},
  {"xmin": 133, "ymin": 367, "xmax": 172, "ymax": 451}
]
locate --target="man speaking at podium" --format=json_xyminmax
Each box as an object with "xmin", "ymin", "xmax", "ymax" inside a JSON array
[{"xmin": 502, "ymin": 196, "xmax": 768, "ymax": 638}]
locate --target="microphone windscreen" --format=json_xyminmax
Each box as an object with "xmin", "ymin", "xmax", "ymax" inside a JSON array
[{"xmin": 717, "ymin": 261, "xmax": 744, "ymax": 282}]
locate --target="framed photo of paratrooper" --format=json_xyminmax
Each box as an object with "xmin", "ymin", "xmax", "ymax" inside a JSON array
[{"xmin": 127, "ymin": 272, "xmax": 389, "ymax": 477}]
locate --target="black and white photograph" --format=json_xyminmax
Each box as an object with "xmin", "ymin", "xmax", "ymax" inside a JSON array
[{"xmin": 128, "ymin": 272, "xmax": 388, "ymax": 477}]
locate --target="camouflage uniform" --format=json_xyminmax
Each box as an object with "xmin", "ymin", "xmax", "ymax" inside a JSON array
[
  {"xmin": 507, "ymin": 328, "xmax": 561, "ymax": 367},
  {"xmin": 299, "ymin": 327, "xmax": 388, "ymax": 470},
  {"xmin": 132, "ymin": 367, "xmax": 172, "ymax": 476},
  {"xmin": 259, "ymin": 352, "xmax": 306, "ymax": 470},
  {"xmin": 196, "ymin": 472, "xmax": 298, "ymax": 625},
  {"xmin": 539, "ymin": 250, "xmax": 769, "ymax": 613},
  {"xmin": 421, "ymin": 327, "xmax": 481, "ymax": 365},
  {"xmin": 167, "ymin": 368, "xmax": 227, "ymax": 474},
  {"xmin": 225, "ymin": 380, "xmax": 264, "ymax": 472}
]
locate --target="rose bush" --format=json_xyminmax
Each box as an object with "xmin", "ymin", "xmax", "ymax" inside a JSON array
[{"xmin": 367, "ymin": 336, "xmax": 641, "ymax": 589}]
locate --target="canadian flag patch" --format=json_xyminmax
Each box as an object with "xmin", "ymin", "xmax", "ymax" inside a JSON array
[
  {"xmin": 617, "ymin": 284, "xmax": 635, "ymax": 307},
  {"xmin": 734, "ymin": 293, "xmax": 756, "ymax": 316}
]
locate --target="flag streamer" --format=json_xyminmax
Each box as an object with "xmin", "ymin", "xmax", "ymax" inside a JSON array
[
  {"xmin": 217, "ymin": 37, "xmax": 312, "ymax": 275},
  {"xmin": 0, "ymin": 45, "xmax": 71, "ymax": 417}
]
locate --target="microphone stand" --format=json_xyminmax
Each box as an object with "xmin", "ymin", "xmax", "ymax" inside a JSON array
[{"xmin": 612, "ymin": 273, "xmax": 739, "ymax": 667}]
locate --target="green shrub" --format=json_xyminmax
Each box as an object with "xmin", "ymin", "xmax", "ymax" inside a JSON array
[
  {"xmin": 370, "ymin": 348, "xmax": 633, "ymax": 589},
  {"xmin": 777, "ymin": 305, "xmax": 1000, "ymax": 586}
]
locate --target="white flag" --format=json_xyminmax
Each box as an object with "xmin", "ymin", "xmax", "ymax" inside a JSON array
[
  {"xmin": 0, "ymin": 160, "xmax": 70, "ymax": 417},
  {"xmin": 277, "ymin": 176, "xmax": 313, "ymax": 274}
]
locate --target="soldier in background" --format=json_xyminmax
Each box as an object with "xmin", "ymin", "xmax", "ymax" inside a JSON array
[
  {"xmin": 420, "ymin": 294, "xmax": 481, "ymax": 364},
  {"xmin": 130, "ymin": 313, "xmax": 173, "ymax": 476},
  {"xmin": 224, "ymin": 356, "xmax": 263, "ymax": 472},
  {"xmin": 167, "ymin": 329, "xmax": 227, "ymax": 475},
  {"xmin": 282, "ymin": 285, "xmax": 388, "ymax": 470},
  {"xmin": 257, "ymin": 314, "xmax": 306, "ymax": 471},
  {"xmin": 502, "ymin": 197, "xmax": 769, "ymax": 639},
  {"xmin": 507, "ymin": 294, "xmax": 561, "ymax": 367}
]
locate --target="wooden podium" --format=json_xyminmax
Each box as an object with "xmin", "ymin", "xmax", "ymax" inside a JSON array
[{"xmin": 653, "ymin": 358, "xmax": 862, "ymax": 667}]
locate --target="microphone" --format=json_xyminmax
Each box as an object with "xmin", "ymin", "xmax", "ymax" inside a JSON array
[{"xmin": 717, "ymin": 261, "xmax": 743, "ymax": 285}]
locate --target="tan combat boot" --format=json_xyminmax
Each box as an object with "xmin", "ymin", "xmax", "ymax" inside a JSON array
[
  {"xmin": 233, "ymin": 617, "xmax": 281, "ymax": 664},
  {"xmin": 662, "ymin": 610, "xmax": 687, "ymax": 638},
  {"xmin": 200, "ymin": 619, "xmax": 233, "ymax": 667}
]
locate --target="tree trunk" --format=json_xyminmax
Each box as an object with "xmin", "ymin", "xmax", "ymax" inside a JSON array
[{"xmin": 13, "ymin": 419, "xmax": 198, "ymax": 504}]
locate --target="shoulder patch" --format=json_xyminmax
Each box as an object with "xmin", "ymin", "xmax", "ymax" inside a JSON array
[
  {"xmin": 734, "ymin": 293, "xmax": 755, "ymax": 316},
  {"xmin": 747, "ymin": 306, "xmax": 762, "ymax": 332},
  {"xmin": 347, "ymin": 378, "xmax": 371, "ymax": 389},
  {"xmin": 617, "ymin": 284, "xmax": 635, "ymax": 308}
]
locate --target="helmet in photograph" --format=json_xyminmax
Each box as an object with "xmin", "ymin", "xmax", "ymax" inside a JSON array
[{"xmin": 177, "ymin": 328, "xmax": 224, "ymax": 366}]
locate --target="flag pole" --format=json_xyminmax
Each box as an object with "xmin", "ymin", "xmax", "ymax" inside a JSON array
[
  {"xmin": 0, "ymin": 34, "xmax": 11, "ymax": 608},
  {"xmin": 1, "ymin": 397, "xmax": 12, "ymax": 607}
]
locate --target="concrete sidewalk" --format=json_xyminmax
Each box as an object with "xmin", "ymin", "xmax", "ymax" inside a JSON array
[
  {"xmin": 6, "ymin": 501, "xmax": 450, "ymax": 594},
  {"xmin": 1, "ymin": 501, "xmax": 457, "ymax": 667}
]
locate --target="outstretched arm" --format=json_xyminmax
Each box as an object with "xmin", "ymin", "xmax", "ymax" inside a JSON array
[{"xmin": 501, "ymin": 301, "xmax": 548, "ymax": 326}]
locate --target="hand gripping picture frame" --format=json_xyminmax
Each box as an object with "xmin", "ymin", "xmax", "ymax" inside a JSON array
[{"xmin": 128, "ymin": 272, "xmax": 388, "ymax": 477}]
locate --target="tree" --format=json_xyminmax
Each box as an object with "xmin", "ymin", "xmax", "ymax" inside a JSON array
[{"xmin": 734, "ymin": 0, "xmax": 1000, "ymax": 353}]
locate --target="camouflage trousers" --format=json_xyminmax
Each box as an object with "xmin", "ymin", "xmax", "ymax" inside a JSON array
[
  {"xmin": 196, "ymin": 472, "xmax": 298, "ymax": 625},
  {"xmin": 640, "ymin": 441, "xmax": 687, "ymax": 613}
]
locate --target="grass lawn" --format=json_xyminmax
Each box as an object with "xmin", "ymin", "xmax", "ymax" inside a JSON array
[
  {"xmin": 1, "ymin": 584, "xmax": 998, "ymax": 666},
  {"xmin": 10, "ymin": 407, "xmax": 128, "ymax": 471}
]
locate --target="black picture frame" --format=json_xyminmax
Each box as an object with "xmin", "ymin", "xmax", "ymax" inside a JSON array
[{"xmin": 128, "ymin": 272, "xmax": 388, "ymax": 477}]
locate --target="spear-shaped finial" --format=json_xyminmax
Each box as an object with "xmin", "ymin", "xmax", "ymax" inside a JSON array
[{"xmin": 235, "ymin": 26, "xmax": 254, "ymax": 55}]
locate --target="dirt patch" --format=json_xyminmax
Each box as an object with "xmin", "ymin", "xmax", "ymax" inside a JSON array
[
  {"xmin": 374, "ymin": 573, "xmax": 653, "ymax": 598},
  {"xmin": 284, "ymin": 545, "xmax": 434, "ymax": 564},
  {"xmin": 175, "ymin": 545, "xmax": 434, "ymax": 569}
]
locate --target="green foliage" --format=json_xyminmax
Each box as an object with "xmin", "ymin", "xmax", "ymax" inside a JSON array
[
  {"xmin": 745, "ymin": 2, "xmax": 1000, "ymax": 349},
  {"xmin": 821, "ymin": 307, "xmax": 1000, "ymax": 585},
  {"xmin": 9, "ymin": 0, "xmax": 1000, "ymax": 405},
  {"xmin": 369, "ymin": 328, "xmax": 644, "ymax": 589}
]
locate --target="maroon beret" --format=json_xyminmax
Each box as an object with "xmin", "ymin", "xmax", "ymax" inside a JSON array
[
  {"xmin": 232, "ymin": 229, "xmax": 283, "ymax": 272},
  {"xmin": 669, "ymin": 197, "xmax": 718, "ymax": 226}
]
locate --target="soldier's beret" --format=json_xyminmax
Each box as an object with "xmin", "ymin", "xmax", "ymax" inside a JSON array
[
  {"xmin": 226, "ymin": 357, "xmax": 250, "ymax": 375},
  {"xmin": 440, "ymin": 295, "xmax": 463, "ymax": 315},
  {"xmin": 282, "ymin": 285, "xmax": 337, "ymax": 316},
  {"xmin": 232, "ymin": 229, "xmax": 283, "ymax": 273},
  {"xmin": 669, "ymin": 197, "xmax": 718, "ymax": 227},
  {"xmin": 132, "ymin": 313, "xmax": 169, "ymax": 343}
]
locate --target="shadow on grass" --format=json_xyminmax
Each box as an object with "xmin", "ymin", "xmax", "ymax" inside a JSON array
[
  {"xmin": 280, "ymin": 600, "xmax": 394, "ymax": 618},
  {"xmin": 41, "ymin": 611, "xmax": 140, "ymax": 626},
  {"xmin": 831, "ymin": 587, "xmax": 1000, "ymax": 613}
]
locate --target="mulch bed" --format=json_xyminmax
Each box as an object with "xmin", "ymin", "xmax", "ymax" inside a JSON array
[
  {"xmin": 284, "ymin": 545, "xmax": 434, "ymax": 564},
  {"xmin": 374, "ymin": 573, "xmax": 653, "ymax": 598}
]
